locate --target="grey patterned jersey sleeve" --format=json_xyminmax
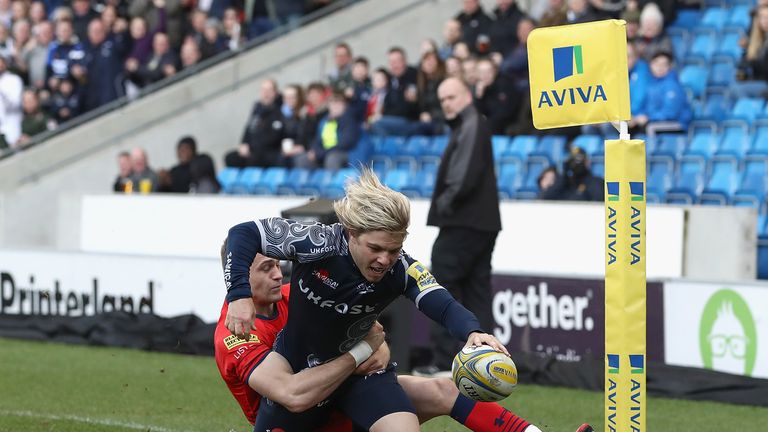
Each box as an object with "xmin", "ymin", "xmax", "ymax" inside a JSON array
[{"xmin": 254, "ymin": 218, "xmax": 348, "ymax": 262}]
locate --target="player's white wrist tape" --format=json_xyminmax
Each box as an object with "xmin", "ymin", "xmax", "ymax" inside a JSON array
[{"xmin": 348, "ymin": 340, "xmax": 373, "ymax": 367}]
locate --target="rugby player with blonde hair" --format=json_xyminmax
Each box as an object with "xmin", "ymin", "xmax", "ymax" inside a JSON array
[{"xmin": 222, "ymin": 168, "xmax": 591, "ymax": 432}]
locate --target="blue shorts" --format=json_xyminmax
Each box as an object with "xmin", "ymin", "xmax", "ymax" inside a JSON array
[{"xmin": 253, "ymin": 365, "xmax": 415, "ymax": 432}]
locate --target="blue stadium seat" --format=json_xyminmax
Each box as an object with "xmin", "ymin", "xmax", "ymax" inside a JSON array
[
  {"xmin": 651, "ymin": 133, "xmax": 687, "ymax": 169},
  {"xmin": 348, "ymin": 133, "xmax": 373, "ymax": 168},
  {"xmin": 320, "ymin": 168, "xmax": 357, "ymax": 198},
  {"xmin": 217, "ymin": 168, "xmax": 241, "ymax": 194},
  {"xmin": 516, "ymin": 160, "xmax": 548, "ymax": 199},
  {"xmin": 708, "ymin": 58, "xmax": 736, "ymax": 87},
  {"xmin": 729, "ymin": 5, "xmax": 752, "ymax": 30},
  {"xmin": 401, "ymin": 168, "xmax": 437, "ymax": 198},
  {"xmin": 647, "ymin": 160, "xmax": 673, "ymax": 203},
  {"xmin": 395, "ymin": 136, "xmax": 427, "ymax": 171},
  {"xmin": 426, "ymin": 135, "xmax": 449, "ymax": 157},
  {"xmin": 591, "ymin": 159, "xmax": 604, "ymax": 177},
  {"xmin": 233, "ymin": 167, "xmax": 263, "ymax": 194},
  {"xmin": 253, "ymin": 167, "xmax": 288, "ymax": 195},
  {"xmin": 732, "ymin": 80, "xmax": 768, "ymax": 98},
  {"xmin": 297, "ymin": 169, "xmax": 333, "ymax": 196},
  {"xmin": 730, "ymin": 97, "xmax": 765, "ymax": 124},
  {"xmin": 497, "ymin": 162, "xmax": 521, "ymax": 199},
  {"xmin": 492, "ymin": 135, "xmax": 510, "ymax": 160},
  {"xmin": 748, "ymin": 120, "xmax": 768, "ymax": 157},
  {"xmin": 670, "ymin": 10, "xmax": 703, "ymax": 30},
  {"xmin": 679, "ymin": 65, "xmax": 708, "ymax": 99},
  {"xmin": 571, "ymin": 134, "xmax": 602, "ymax": 157},
  {"xmin": 686, "ymin": 30, "xmax": 717, "ymax": 62},
  {"xmin": 758, "ymin": 214, "xmax": 768, "ymax": 237},
  {"xmin": 699, "ymin": 90, "xmax": 732, "ymax": 122},
  {"xmin": 668, "ymin": 28, "xmax": 688, "ymax": 62},
  {"xmin": 716, "ymin": 29, "xmax": 744, "ymax": 60},
  {"xmin": 405, "ymin": 135, "xmax": 432, "ymax": 155},
  {"xmin": 370, "ymin": 157, "xmax": 391, "ymax": 176},
  {"xmin": 276, "ymin": 168, "xmax": 311, "ymax": 195},
  {"xmin": 715, "ymin": 120, "xmax": 750, "ymax": 159},
  {"xmin": 527, "ymin": 134, "xmax": 566, "ymax": 166},
  {"xmin": 733, "ymin": 159, "xmax": 768, "ymax": 208},
  {"xmin": 372, "ymin": 135, "xmax": 406, "ymax": 158},
  {"xmin": 699, "ymin": 8, "xmax": 728, "ymax": 30},
  {"xmin": 503, "ymin": 135, "xmax": 538, "ymax": 164},
  {"xmin": 700, "ymin": 159, "xmax": 740, "ymax": 204},
  {"xmin": 417, "ymin": 156, "xmax": 440, "ymax": 173},
  {"xmin": 383, "ymin": 169, "xmax": 409, "ymax": 192},
  {"xmin": 665, "ymin": 162, "xmax": 705, "ymax": 204}
]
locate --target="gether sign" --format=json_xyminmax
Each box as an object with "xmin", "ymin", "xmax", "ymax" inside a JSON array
[{"xmin": 527, "ymin": 19, "xmax": 631, "ymax": 130}]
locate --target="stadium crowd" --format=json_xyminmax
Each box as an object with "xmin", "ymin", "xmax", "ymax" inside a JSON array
[
  {"xmin": 110, "ymin": 0, "xmax": 768, "ymax": 199},
  {"xmin": 0, "ymin": 0, "xmax": 344, "ymax": 152}
]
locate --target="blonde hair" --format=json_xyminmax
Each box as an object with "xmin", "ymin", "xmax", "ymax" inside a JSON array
[
  {"xmin": 747, "ymin": 6, "xmax": 768, "ymax": 61},
  {"xmin": 334, "ymin": 167, "xmax": 410, "ymax": 236}
]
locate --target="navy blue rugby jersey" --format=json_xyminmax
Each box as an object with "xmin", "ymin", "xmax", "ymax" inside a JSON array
[{"xmin": 224, "ymin": 217, "xmax": 482, "ymax": 371}]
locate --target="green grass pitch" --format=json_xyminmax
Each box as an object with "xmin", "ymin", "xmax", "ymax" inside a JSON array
[{"xmin": 0, "ymin": 337, "xmax": 764, "ymax": 431}]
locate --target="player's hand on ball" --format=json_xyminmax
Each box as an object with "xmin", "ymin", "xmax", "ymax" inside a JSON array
[
  {"xmin": 226, "ymin": 298, "xmax": 257, "ymax": 339},
  {"xmin": 362, "ymin": 321, "xmax": 385, "ymax": 352},
  {"xmin": 465, "ymin": 332, "xmax": 510, "ymax": 356},
  {"xmin": 355, "ymin": 341, "xmax": 389, "ymax": 375}
]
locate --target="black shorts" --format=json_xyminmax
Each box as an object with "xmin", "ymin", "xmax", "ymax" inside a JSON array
[{"xmin": 253, "ymin": 364, "xmax": 415, "ymax": 432}]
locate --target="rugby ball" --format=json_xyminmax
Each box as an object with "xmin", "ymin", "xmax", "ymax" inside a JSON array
[{"xmin": 451, "ymin": 345, "xmax": 518, "ymax": 402}]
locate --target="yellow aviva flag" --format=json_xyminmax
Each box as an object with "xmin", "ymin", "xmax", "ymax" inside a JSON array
[
  {"xmin": 604, "ymin": 140, "xmax": 646, "ymax": 432},
  {"xmin": 527, "ymin": 20, "xmax": 630, "ymax": 129}
]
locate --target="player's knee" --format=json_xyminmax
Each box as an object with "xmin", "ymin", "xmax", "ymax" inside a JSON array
[{"xmin": 432, "ymin": 377, "xmax": 460, "ymax": 413}]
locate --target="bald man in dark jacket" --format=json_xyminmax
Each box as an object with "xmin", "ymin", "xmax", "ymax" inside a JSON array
[{"xmin": 423, "ymin": 78, "xmax": 501, "ymax": 373}]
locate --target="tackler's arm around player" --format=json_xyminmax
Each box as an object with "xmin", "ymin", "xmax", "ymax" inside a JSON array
[
  {"xmin": 355, "ymin": 338, "xmax": 390, "ymax": 375},
  {"xmin": 247, "ymin": 321, "xmax": 386, "ymax": 413}
]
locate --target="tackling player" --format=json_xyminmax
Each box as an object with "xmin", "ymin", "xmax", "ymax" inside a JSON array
[{"xmin": 215, "ymin": 249, "xmax": 570, "ymax": 432}]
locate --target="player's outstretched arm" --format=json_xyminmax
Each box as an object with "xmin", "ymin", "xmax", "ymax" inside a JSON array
[{"xmin": 248, "ymin": 322, "xmax": 385, "ymax": 413}]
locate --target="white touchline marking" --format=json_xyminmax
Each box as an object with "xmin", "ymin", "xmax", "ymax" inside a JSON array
[{"xmin": 0, "ymin": 409, "xmax": 183, "ymax": 432}]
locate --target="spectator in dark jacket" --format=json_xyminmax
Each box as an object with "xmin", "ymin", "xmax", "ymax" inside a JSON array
[
  {"xmin": 79, "ymin": 18, "xmax": 127, "ymax": 112},
  {"xmin": 344, "ymin": 56, "xmax": 371, "ymax": 123},
  {"xmin": 439, "ymin": 19, "xmax": 462, "ymax": 60},
  {"xmin": 455, "ymin": 0, "xmax": 492, "ymax": 55},
  {"xmin": 422, "ymin": 77, "xmax": 500, "ymax": 373},
  {"xmin": 127, "ymin": 31, "xmax": 178, "ymax": 87},
  {"xmin": 46, "ymin": 19, "xmax": 84, "ymax": 89},
  {"xmin": 474, "ymin": 57, "xmax": 519, "ymax": 135},
  {"xmin": 305, "ymin": 92, "xmax": 360, "ymax": 170},
  {"xmin": 71, "ymin": 0, "xmax": 99, "ymax": 42},
  {"xmin": 127, "ymin": 10, "xmax": 166, "ymax": 66},
  {"xmin": 189, "ymin": 153, "xmax": 221, "ymax": 194},
  {"xmin": 225, "ymin": 78, "xmax": 286, "ymax": 168},
  {"xmin": 566, "ymin": 0, "xmax": 600, "ymax": 24},
  {"xmin": 540, "ymin": 146, "xmax": 604, "ymax": 201},
  {"xmin": 370, "ymin": 46, "xmax": 419, "ymax": 135},
  {"xmin": 488, "ymin": 0, "xmax": 525, "ymax": 56},
  {"xmin": 49, "ymin": 77, "xmax": 80, "ymax": 122},
  {"xmin": 129, "ymin": 0, "xmax": 185, "ymax": 49},
  {"xmin": 281, "ymin": 83, "xmax": 312, "ymax": 167},
  {"xmin": 159, "ymin": 135, "xmax": 197, "ymax": 193},
  {"xmin": 199, "ymin": 18, "xmax": 228, "ymax": 60},
  {"xmin": 417, "ymin": 50, "xmax": 446, "ymax": 134}
]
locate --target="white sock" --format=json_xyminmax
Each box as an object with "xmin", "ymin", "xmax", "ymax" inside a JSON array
[{"xmin": 525, "ymin": 426, "xmax": 543, "ymax": 432}]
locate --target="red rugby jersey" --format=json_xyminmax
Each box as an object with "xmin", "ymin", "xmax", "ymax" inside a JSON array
[{"xmin": 214, "ymin": 284, "xmax": 290, "ymax": 425}]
